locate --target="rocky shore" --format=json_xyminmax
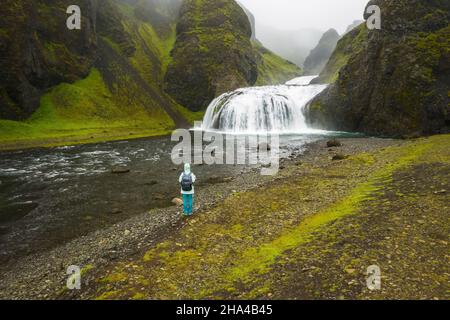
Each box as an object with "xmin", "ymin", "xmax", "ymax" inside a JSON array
[{"xmin": 1, "ymin": 136, "xmax": 448, "ymax": 300}]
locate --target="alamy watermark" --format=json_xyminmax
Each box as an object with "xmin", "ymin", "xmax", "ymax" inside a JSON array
[
  {"xmin": 66, "ymin": 265, "xmax": 81, "ymax": 290},
  {"xmin": 65, "ymin": 4, "xmax": 382, "ymax": 31},
  {"xmin": 366, "ymin": 265, "xmax": 382, "ymax": 291},
  {"xmin": 366, "ymin": 5, "xmax": 382, "ymax": 30},
  {"xmin": 66, "ymin": 5, "xmax": 81, "ymax": 30}
]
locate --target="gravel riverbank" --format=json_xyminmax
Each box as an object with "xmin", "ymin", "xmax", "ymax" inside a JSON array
[{"xmin": 0, "ymin": 137, "xmax": 406, "ymax": 299}]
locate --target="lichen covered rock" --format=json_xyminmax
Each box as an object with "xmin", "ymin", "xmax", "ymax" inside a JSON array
[{"xmin": 307, "ymin": 0, "xmax": 450, "ymax": 136}]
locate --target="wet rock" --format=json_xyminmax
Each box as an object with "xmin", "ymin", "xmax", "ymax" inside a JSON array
[
  {"xmin": 111, "ymin": 166, "xmax": 130, "ymax": 174},
  {"xmin": 172, "ymin": 198, "xmax": 183, "ymax": 206},
  {"xmin": 332, "ymin": 154, "xmax": 348, "ymax": 161},
  {"xmin": 401, "ymin": 132, "xmax": 422, "ymax": 140},
  {"xmin": 258, "ymin": 143, "xmax": 271, "ymax": 152},
  {"xmin": 110, "ymin": 208, "xmax": 122, "ymax": 215},
  {"xmin": 327, "ymin": 139, "xmax": 342, "ymax": 148}
]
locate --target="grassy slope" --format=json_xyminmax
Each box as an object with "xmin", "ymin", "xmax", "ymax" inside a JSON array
[
  {"xmin": 0, "ymin": 68, "xmax": 174, "ymax": 150},
  {"xmin": 0, "ymin": 2, "xmax": 201, "ymax": 151},
  {"xmin": 318, "ymin": 24, "xmax": 368, "ymax": 84},
  {"xmin": 87, "ymin": 134, "xmax": 449, "ymax": 300},
  {"xmin": 255, "ymin": 42, "xmax": 303, "ymax": 86}
]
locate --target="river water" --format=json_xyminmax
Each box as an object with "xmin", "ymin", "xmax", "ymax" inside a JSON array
[{"xmin": 0, "ymin": 76, "xmax": 356, "ymax": 265}]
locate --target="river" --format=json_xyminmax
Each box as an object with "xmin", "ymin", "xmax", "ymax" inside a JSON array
[{"xmin": 0, "ymin": 76, "xmax": 357, "ymax": 266}]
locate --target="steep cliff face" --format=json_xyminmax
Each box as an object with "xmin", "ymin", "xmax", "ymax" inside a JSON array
[
  {"xmin": 307, "ymin": 0, "xmax": 450, "ymax": 136},
  {"xmin": 164, "ymin": 0, "xmax": 258, "ymax": 111},
  {"xmin": 164, "ymin": 0, "xmax": 301, "ymax": 112},
  {"xmin": 1, "ymin": 0, "xmax": 301, "ymax": 132},
  {"xmin": 0, "ymin": 0, "xmax": 99, "ymax": 120},
  {"xmin": 303, "ymin": 29, "xmax": 340, "ymax": 75},
  {"xmin": 0, "ymin": 0, "xmax": 192, "ymax": 127},
  {"xmin": 237, "ymin": 1, "xmax": 256, "ymax": 40},
  {"xmin": 0, "ymin": 0, "xmax": 195, "ymax": 146}
]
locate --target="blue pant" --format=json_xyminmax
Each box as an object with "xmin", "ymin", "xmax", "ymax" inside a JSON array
[{"xmin": 182, "ymin": 194, "xmax": 194, "ymax": 215}]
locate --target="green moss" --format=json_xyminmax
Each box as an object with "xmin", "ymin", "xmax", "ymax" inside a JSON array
[
  {"xmin": 91, "ymin": 135, "xmax": 448, "ymax": 300},
  {"xmin": 0, "ymin": 68, "xmax": 175, "ymax": 150},
  {"xmin": 254, "ymin": 42, "xmax": 302, "ymax": 85},
  {"xmin": 100, "ymin": 272, "xmax": 128, "ymax": 283},
  {"xmin": 319, "ymin": 24, "xmax": 368, "ymax": 83}
]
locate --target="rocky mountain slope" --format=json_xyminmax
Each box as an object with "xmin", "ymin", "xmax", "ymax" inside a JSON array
[
  {"xmin": 345, "ymin": 20, "xmax": 364, "ymax": 34},
  {"xmin": 0, "ymin": 0, "xmax": 299, "ymax": 146},
  {"xmin": 307, "ymin": 0, "xmax": 450, "ymax": 136},
  {"xmin": 164, "ymin": 0, "xmax": 301, "ymax": 111},
  {"xmin": 303, "ymin": 29, "xmax": 340, "ymax": 75},
  {"xmin": 0, "ymin": 0, "xmax": 190, "ymax": 149}
]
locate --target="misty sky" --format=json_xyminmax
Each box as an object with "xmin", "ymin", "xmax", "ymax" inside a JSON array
[{"xmin": 239, "ymin": 0, "xmax": 370, "ymax": 34}]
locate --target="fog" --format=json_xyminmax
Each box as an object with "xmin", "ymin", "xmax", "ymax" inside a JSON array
[{"xmin": 238, "ymin": 0, "xmax": 370, "ymax": 34}]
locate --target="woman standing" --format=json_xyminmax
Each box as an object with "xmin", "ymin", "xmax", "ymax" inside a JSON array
[{"xmin": 179, "ymin": 163, "xmax": 196, "ymax": 216}]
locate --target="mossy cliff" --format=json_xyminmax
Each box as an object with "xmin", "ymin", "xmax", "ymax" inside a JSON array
[
  {"xmin": 0, "ymin": 0, "xmax": 196, "ymax": 149},
  {"xmin": 1, "ymin": 0, "xmax": 300, "ymax": 147},
  {"xmin": 307, "ymin": 0, "xmax": 450, "ymax": 136},
  {"xmin": 164, "ymin": 0, "xmax": 301, "ymax": 111}
]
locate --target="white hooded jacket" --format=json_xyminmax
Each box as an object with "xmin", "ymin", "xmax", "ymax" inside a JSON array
[{"xmin": 179, "ymin": 164, "xmax": 196, "ymax": 195}]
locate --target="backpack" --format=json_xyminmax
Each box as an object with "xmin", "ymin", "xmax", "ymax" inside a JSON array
[{"xmin": 181, "ymin": 173, "xmax": 193, "ymax": 192}]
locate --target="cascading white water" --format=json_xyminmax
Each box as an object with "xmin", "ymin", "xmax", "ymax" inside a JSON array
[{"xmin": 201, "ymin": 76, "xmax": 327, "ymax": 134}]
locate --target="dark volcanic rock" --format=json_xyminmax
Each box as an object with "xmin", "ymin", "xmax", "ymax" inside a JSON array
[
  {"xmin": 0, "ymin": 0, "xmax": 99, "ymax": 120},
  {"xmin": 327, "ymin": 139, "xmax": 342, "ymax": 148},
  {"xmin": 111, "ymin": 166, "xmax": 131, "ymax": 174},
  {"xmin": 164, "ymin": 0, "xmax": 259, "ymax": 111},
  {"xmin": 307, "ymin": 0, "xmax": 450, "ymax": 137}
]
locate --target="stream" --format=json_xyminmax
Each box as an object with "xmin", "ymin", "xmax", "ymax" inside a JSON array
[{"xmin": 0, "ymin": 76, "xmax": 356, "ymax": 266}]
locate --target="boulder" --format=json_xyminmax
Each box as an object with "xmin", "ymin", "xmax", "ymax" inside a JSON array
[
  {"xmin": 172, "ymin": 198, "xmax": 184, "ymax": 206},
  {"xmin": 110, "ymin": 208, "xmax": 122, "ymax": 215},
  {"xmin": 111, "ymin": 166, "xmax": 130, "ymax": 174},
  {"xmin": 332, "ymin": 154, "xmax": 348, "ymax": 161},
  {"xmin": 327, "ymin": 139, "xmax": 342, "ymax": 148}
]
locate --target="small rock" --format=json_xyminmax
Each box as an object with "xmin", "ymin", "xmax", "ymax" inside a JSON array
[
  {"xmin": 433, "ymin": 189, "xmax": 446, "ymax": 195},
  {"xmin": 145, "ymin": 181, "xmax": 158, "ymax": 186},
  {"xmin": 327, "ymin": 139, "xmax": 342, "ymax": 148},
  {"xmin": 345, "ymin": 268, "xmax": 356, "ymax": 274},
  {"xmin": 111, "ymin": 166, "xmax": 130, "ymax": 174},
  {"xmin": 258, "ymin": 142, "xmax": 271, "ymax": 152},
  {"xmin": 110, "ymin": 208, "xmax": 122, "ymax": 215},
  {"xmin": 172, "ymin": 198, "xmax": 183, "ymax": 206},
  {"xmin": 332, "ymin": 154, "xmax": 348, "ymax": 161},
  {"xmin": 124, "ymin": 230, "xmax": 131, "ymax": 236}
]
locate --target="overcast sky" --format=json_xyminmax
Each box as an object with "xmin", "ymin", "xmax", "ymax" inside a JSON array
[{"xmin": 238, "ymin": 0, "xmax": 370, "ymax": 34}]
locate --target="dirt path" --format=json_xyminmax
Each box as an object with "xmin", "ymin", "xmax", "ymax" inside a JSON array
[{"xmin": 1, "ymin": 135, "xmax": 448, "ymax": 300}]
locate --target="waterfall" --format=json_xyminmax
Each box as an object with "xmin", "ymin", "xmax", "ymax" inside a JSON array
[{"xmin": 201, "ymin": 76, "xmax": 327, "ymax": 134}]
